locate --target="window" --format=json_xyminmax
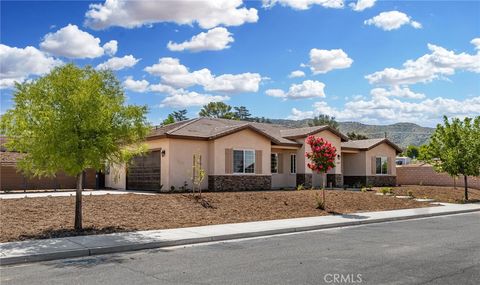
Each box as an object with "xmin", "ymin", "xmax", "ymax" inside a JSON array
[
  {"xmin": 233, "ymin": 150, "xmax": 255, "ymax": 173},
  {"xmin": 376, "ymin": 157, "xmax": 388, "ymax": 175},
  {"xmin": 290, "ymin": 154, "xmax": 296, "ymax": 174},
  {"xmin": 271, "ymin": 153, "xmax": 278, "ymax": 173}
]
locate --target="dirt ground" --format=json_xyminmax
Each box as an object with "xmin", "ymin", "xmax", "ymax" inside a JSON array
[
  {"xmin": 390, "ymin": 186, "xmax": 480, "ymax": 203},
  {"xmin": 0, "ymin": 190, "xmax": 433, "ymax": 242}
]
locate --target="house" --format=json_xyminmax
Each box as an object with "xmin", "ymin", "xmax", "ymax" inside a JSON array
[
  {"xmin": 105, "ymin": 118, "xmax": 402, "ymax": 191},
  {"xmin": 341, "ymin": 138, "xmax": 402, "ymax": 187}
]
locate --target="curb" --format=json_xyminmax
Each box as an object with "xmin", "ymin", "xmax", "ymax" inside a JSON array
[{"xmin": 1, "ymin": 207, "xmax": 479, "ymax": 266}]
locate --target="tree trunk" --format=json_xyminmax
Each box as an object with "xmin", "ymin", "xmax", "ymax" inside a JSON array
[
  {"xmin": 322, "ymin": 172, "xmax": 327, "ymax": 207},
  {"xmin": 74, "ymin": 172, "xmax": 83, "ymax": 231},
  {"xmin": 464, "ymin": 175, "xmax": 468, "ymax": 201}
]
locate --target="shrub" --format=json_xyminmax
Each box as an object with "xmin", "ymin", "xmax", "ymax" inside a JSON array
[
  {"xmin": 170, "ymin": 185, "xmax": 176, "ymax": 192},
  {"xmin": 407, "ymin": 190, "xmax": 414, "ymax": 198},
  {"xmin": 296, "ymin": 184, "xmax": 304, "ymax": 191},
  {"xmin": 314, "ymin": 193, "xmax": 325, "ymax": 210},
  {"xmin": 361, "ymin": 187, "xmax": 367, "ymax": 193},
  {"xmin": 379, "ymin": 187, "xmax": 391, "ymax": 195}
]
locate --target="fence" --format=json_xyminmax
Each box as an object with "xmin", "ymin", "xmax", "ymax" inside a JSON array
[{"xmin": 396, "ymin": 164, "xmax": 480, "ymax": 189}]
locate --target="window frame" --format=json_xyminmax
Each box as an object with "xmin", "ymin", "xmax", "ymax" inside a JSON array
[
  {"xmin": 375, "ymin": 156, "xmax": 388, "ymax": 175},
  {"xmin": 290, "ymin": 154, "xmax": 297, "ymax": 174},
  {"xmin": 233, "ymin": 149, "xmax": 256, "ymax": 174},
  {"xmin": 271, "ymin": 152, "xmax": 278, "ymax": 174}
]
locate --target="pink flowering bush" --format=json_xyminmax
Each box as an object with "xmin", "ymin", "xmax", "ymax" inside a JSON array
[{"xmin": 305, "ymin": 135, "xmax": 337, "ymax": 174}]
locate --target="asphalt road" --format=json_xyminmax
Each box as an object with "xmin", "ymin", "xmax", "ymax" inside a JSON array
[{"xmin": 1, "ymin": 212, "xmax": 479, "ymax": 285}]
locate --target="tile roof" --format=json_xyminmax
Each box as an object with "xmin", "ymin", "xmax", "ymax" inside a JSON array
[
  {"xmin": 147, "ymin": 118, "xmax": 346, "ymax": 146},
  {"xmin": 341, "ymin": 138, "xmax": 403, "ymax": 153}
]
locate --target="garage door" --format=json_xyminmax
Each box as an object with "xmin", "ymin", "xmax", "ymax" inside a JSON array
[{"xmin": 127, "ymin": 150, "xmax": 161, "ymax": 191}]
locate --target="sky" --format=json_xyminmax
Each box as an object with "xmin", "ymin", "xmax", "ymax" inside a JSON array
[{"xmin": 1, "ymin": 0, "xmax": 479, "ymax": 127}]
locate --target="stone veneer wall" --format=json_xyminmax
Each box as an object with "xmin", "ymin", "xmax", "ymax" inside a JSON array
[
  {"xmin": 208, "ymin": 175, "xmax": 271, "ymax": 191},
  {"xmin": 296, "ymin": 174, "xmax": 312, "ymax": 188},
  {"xmin": 366, "ymin": 176, "xmax": 396, "ymax": 187},
  {"xmin": 344, "ymin": 176, "xmax": 396, "ymax": 187},
  {"xmin": 327, "ymin": 174, "xmax": 343, "ymax": 188}
]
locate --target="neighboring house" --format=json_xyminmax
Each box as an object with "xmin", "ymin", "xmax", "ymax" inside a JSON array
[
  {"xmin": 0, "ymin": 136, "xmax": 100, "ymax": 190},
  {"xmin": 341, "ymin": 138, "xmax": 402, "ymax": 187},
  {"xmin": 105, "ymin": 118, "xmax": 402, "ymax": 191}
]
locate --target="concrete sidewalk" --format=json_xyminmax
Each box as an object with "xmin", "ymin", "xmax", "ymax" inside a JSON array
[{"xmin": 1, "ymin": 202, "xmax": 479, "ymax": 266}]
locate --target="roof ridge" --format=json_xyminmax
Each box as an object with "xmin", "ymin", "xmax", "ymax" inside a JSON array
[{"xmin": 165, "ymin": 118, "xmax": 202, "ymax": 135}]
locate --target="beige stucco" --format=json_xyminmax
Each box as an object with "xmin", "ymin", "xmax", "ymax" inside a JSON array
[
  {"xmin": 211, "ymin": 128, "xmax": 271, "ymax": 175},
  {"xmin": 105, "ymin": 163, "xmax": 126, "ymax": 190},
  {"xmin": 342, "ymin": 152, "xmax": 367, "ymax": 176},
  {"xmin": 342, "ymin": 142, "xmax": 397, "ymax": 176},
  {"xmin": 365, "ymin": 143, "xmax": 397, "ymax": 175},
  {"xmin": 271, "ymin": 148, "xmax": 297, "ymax": 189}
]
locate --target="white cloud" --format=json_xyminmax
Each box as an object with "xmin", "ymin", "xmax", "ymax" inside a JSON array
[
  {"xmin": 370, "ymin": 87, "xmax": 425, "ymax": 99},
  {"xmin": 349, "ymin": 0, "xmax": 376, "ymax": 11},
  {"xmin": 122, "ymin": 77, "xmax": 229, "ymax": 108},
  {"xmin": 123, "ymin": 76, "xmax": 150, "ymax": 93},
  {"xmin": 0, "ymin": 44, "xmax": 62, "ymax": 89},
  {"xmin": 288, "ymin": 70, "xmax": 305, "ymax": 78},
  {"xmin": 167, "ymin": 27, "xmax": 234, "ymax": 52},
  {"xmin": 471, "ymin": 38, "xmax": 480, "ymax": 50},
  {"xmin": 265, "ymin": 89, "xmax": 287, "ymax": 98},
  {"xmin": 262, "ymin": 0, "xmax": 344, "ymax": 10},
  {"xmin": 307, "ymin": 48, "xmax": 353, "ymax": 74},
  {"xmin": 144, "ymin": 57, "xmax": 261, "ymax": 93},
  {"xmin": 204, "ymin": 73, "xmax": 261, "ymax": 93},
  {"xmin": 96, "ymin": 55, "xmax": 140, "ymax": 71},
  {"xmin": 85, "ymin": 0, "xmax": 258, "ymax": 30},
  {"xmin": 266, "ymin": 80, "xmax": 326, "ymax": 99},
  {"xmin": 287, "ymin": 95, "xmax": 480, "ymax": 126},
  {"xmin": 40, "ymin": 24, "xmax": 115, "ymax": 58},
  {"xmin": 159, "ymin": 90, "xmax": 229, "ymax": 108},
  {"xmin": 366, "ymin": 41, "xmax": 480, "ymax": 86},
  {"xmin": 103, "ymin": 40, "xmax": 118, "ymax": 56},
  {"xmin": 364, "ymin": 11, "xmax": 422, "ymax": 31}
]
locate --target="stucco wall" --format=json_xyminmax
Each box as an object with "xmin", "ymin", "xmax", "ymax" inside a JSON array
[
  {"xmin": 105, "ymin": 163, "xmax": 126, "ymax": 190},
  {"xmin": 342, "ymin": 151, "xmax": 366, "ymax": 176},
  {"xmin": 211, "ymin": 129, "xmax": 271, "ymax": 175},
  {"xmin": 271, "ymin": 148, "xmax": 297, "ymax": 189},
  {"xmin": 168, "ymin": 138, "xmax": 209, "ymax": 190},
  {"xmin": 366, "ymin": 143, "xmax": 397, "ymax": 176}
]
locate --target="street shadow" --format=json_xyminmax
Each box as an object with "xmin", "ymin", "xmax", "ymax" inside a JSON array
[
  {"xmin": 16, "ymin": 226, "xmax": 134, "ymax": 241},
  {"xmin": 327, "ymin": 211, "xmax": 369, "ymax": 220}
]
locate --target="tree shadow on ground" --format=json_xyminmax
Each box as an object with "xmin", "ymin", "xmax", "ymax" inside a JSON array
[{"xmin": 17, "ymin": 226, "xmax": 135, "ymax": 241}]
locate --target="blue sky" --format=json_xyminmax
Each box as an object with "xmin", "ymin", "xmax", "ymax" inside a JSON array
[{"xmin": 1, "ymin": 0, "xmax": 479, "ymax": 127}]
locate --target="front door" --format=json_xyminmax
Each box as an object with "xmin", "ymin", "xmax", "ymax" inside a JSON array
[{"xmin": 126, "ymin": 150, "xmax": 161, "ymax": 191}]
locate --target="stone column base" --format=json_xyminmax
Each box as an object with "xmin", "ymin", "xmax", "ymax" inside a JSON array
[
  {"xmin": 327, "ymin": 174, "xmax": 343, "ymax": 188},
  {"xmin": 296, "ymin": 174, "xmax": 312, "ymax": 188},
  {"xmin": 208, "ymin": 175, "xmax": 271, "ymax": 191}
]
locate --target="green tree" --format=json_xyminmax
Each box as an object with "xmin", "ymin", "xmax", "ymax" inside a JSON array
[
  {"xmin": 0, "ymin": 64, "xmax": 149, "ymax": 230},
  {"xmin": 308, "ymin": 115, "xmax": 339, "ymax": 130},
  {"xmin": 172, "ymin": 109, "xmax": 188, "ymax": 121},
  {"xmin": 199, "ymin": 102, "xmax": 236, "ymax": 119},
  {"xmin": 347, "ymin": 132, "xmax": 369, "ymax": 140},
  {"xmin": 162, "ymin": 114, "xmax": 175, "ymax": 126},
  {"xmin": 234, "ymin": 106, "xmax": 251, "ymax": 121},
  {"xmin": 424, "ymin": 116, "xmax": 480, "ymax": 201},
  {"xmin": 404, "ymin": 145, "xmax": 420, "ymax": 158}
]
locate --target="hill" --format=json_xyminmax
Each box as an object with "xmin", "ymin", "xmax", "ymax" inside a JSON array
[{"xmin": 268, "ymin": 119, "xmax": 434, "ymax": 149}]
